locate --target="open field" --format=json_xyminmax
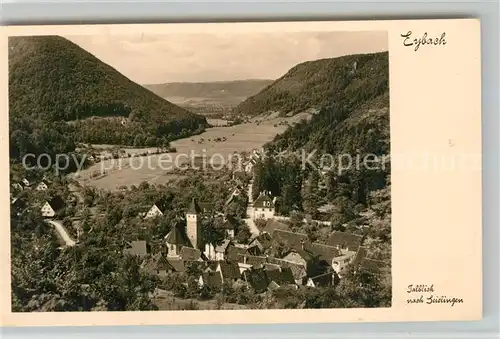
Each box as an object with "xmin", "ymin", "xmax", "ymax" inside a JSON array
[
  {"xmin": 207, "ymin": 118, "xmax": 230, "ymax": 126},
  {"xmin": 166, "ymin": 95, "xmax": 247, "ymax": 107},
  {"xmin": 73, "ymin": 112, "xmax": 313, "ymax": 190}
]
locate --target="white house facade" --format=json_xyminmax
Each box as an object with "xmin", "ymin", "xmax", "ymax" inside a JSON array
[
  {"xmin": 144, "ymin": 204, "xmax": 163, "ymax": 219},
  {"xmin": 331, "ymin": 251, "xmax": 357, "ymax": 276},
  {"xmin": 252, "ymin": 191, "xmax": 276, "ymax": 220},
  {"xmin": 41, "ymin": 202, "xmax": 56, "ymax": 218},
  {"xmin": 36, "ymin": 182, "xmax": 49, "ymax": 191}
]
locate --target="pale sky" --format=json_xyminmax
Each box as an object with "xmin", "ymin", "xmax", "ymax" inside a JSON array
[{"xmin": 65, "ymin": 31, "xmax": 388, "ymax": 84}]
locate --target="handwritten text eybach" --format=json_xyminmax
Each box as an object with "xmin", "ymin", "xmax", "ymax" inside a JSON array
[{"xmin": 401, "ymin": 31, "xmax": 447, "ymax": 51}]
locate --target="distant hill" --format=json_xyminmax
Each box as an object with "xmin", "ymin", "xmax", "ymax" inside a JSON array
[
  {"xmin": 9, "ymin": 35, "xmax": 207, "ymax": 162},
  {"xmin": 234, "ymin": 52, "xmax": 388, "ymax": 118},
  {"xmin": 144, "ymin": 80, "xmax": 273, "ymax": 115},
  {"xmin": 145, "ymin": 80, "xmax": 273, "ymax": 101}
]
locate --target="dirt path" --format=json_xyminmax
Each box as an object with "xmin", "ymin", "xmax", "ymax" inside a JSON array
[
  {"xmin": 47, "ymin": 220, "xmax": 76, "ymax": 247},
  {"xmin": 243, "ymin": 213, "xmax": 259, "ymax": 236},
  {"xmin": 243, "ymin": 179, "xmax": 260, "ymax": 236}
]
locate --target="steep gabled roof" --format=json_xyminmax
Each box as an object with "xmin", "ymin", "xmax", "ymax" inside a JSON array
[
  {"xmin": 282, "ymin": 252, "xmax": 308, "ymax": 265},
  {"xmin": 268, "ymin": 258, "xmax": 307, "ymax": 281},
  {"xmin": 152, "ymin": 199, "xmax": 170, "ymax": 213},
  {"xmin": 48, "ymin": 196, "xmax": 65, "ymax": 212},
  {"xmin": 309, "ymin": 272, "xmax": 333, "ymax": 287},
  {"xmin": 165, "ymin": 226, "xmax": 189, "ymax": 246},
  {"xmin": 244, "ymin": 268, "xmax": 269, "ymax": 293},
  {"xmin": 167, "ymin": 257, "xmax": 185, "ymax": 272},
  {"xmin": 187, "ymin": 198, "xmax": 202, "ymax": 214},
  {"xmin": 303, "ymin": 242, "xmax": 341, "ymax": 264},
  {"xmin": 205, "ymin": 261, "xmax": 219, "ymax": 272},
  {"xmin": 262, "ymin": 219, "xmax": 289, "ymax": 235},
  {"xmin": 142, "ymin": 253, "xmax": 172, "ymax": 271},
  {"xmin": 215, "ymin": 239, "xmax": 231, "ymax": 253},
  {"xmin": 253, "ymin": 192, "xmax": 274, "ymax": 208},
  {"xmin": 246, "ymin": 255, "xmax": 268, "ymax": 266},
  {"xmin": 265, "ymin": 267, "xmax": 296, "ymax": 286},
  {"xmin": 249, "ymin": 232, "xmax": 273, "ymax": 249},
  {"xmin": 218, "ymin": 261, "xmax": 241, "ymax": 280},
  {"xmin": 201, "ymin": 271, "xmax": 223, "ymax": 289},
  {"xmin": 272, "ymin": 229, "xmax": 308, "ymax": 252},
  {"xmin": 226, "ymin": 245, "xmax": 248, "ymax": 262},
  {"xmin": 180, "ymin": 246, "xmax": 202, "ymax": 261},
  {"xmin": 264, "ymin": 268, "xmax": 281, "ymax": 285},
  {"xmin": 123, "ymin": 240, "xmax": 148, "ymax": 257},
  {"xmin": 327, "ymin": 231, "xmax": 364, "ymax": 252},
  {"xmin": 279, "ymin": 267, "xmax": 296, "ymax": 285}
]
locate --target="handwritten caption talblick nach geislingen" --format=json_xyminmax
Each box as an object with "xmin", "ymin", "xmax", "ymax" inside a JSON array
[{"xmin": 407, "ymin": 284, "xmax": 464, "ymax": 307}]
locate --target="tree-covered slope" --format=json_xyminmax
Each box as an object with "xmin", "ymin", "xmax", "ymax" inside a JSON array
[
  {"xmin": 253, "ymin": 52, "xmax": 390, "ymax": 212},
  {"xmin": 234, "ymin": 52, "xmax": 388, "ymax": 117},
  {"xmin": 9, "ymin": 35, "xmax": 207, "ymax": 161}
]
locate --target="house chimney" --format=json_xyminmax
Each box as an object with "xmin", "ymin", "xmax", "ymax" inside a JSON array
[{"xmin": 300, "ymin": 239, "xmax": 305, "ymax": 251}]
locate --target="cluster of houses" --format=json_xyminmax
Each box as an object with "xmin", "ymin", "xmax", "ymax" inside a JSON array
[
  {"xmin": 11, "ymin": 177, "xmax": 50, "ymax": 193},
  {"xmin": 252, "ymin": 191, "xmax": 278, "ymax": 220},
  {"xmin": 10, "ymin": 176, "xmax": 69, "ymax": 218},
  {"xmin": 11, "ymin": 146, "xmax": 386, "ymax": 299},
  {"xmin": 124, "ymin": 197, "xmax": 386, "ymax": 294},
  {"xmin": 123, "ymin": 147, "xmax": 386, "ymax": 294},
  {"xmin": 230, "ymin": 148, "xmax": 262, "ymax": 180}
]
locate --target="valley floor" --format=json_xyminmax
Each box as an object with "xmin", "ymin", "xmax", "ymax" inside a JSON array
[{"xmin": 73, "ymin": 112, "xmax": 312, "ymax": 190}]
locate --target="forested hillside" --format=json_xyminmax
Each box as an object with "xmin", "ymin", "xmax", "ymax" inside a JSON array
[
  {"xmin": 9, "ymin": 36, "xmax": 207, "ymax": 164},
  {"xmin": 234, "ymin": 52, "xmax": 388, "ymax": 117},
  {"xmin": 252, "ymin": 52, "xmax": 390, "ymax": 217}
]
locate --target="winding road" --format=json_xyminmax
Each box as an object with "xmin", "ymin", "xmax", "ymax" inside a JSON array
[
  {"xmin": 243, "ymin": 180, "xmax": 260, "ymax": 236},
  {"xmin": 47, "ymin": 220, "xmax": 76, "ymax": 247}
]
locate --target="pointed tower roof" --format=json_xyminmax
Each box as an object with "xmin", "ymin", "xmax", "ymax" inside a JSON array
[
  {"xmin": 187, "ymin": 197, "xmax": 202, "ymax": 214},
  {"xmin": 165, "ymin": 225, "xmax": 189, "ymax": 245}
]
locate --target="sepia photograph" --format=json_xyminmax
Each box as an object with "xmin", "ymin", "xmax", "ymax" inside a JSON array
[
  {"xmin": 8, "ymin": 28, "xmax": 391, "ymax": 312},
  {"xmin": 1, "ymin": 19, "xmax": 482, "ymax": 326}
]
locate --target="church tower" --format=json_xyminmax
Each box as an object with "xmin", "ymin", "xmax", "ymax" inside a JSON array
[{"xmin": 186, "ymin": 198, "xmax": 202, "ymax": 249}]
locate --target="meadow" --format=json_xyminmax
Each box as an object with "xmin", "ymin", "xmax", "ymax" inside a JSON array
[{"xmin": 72, "ymin": 112, "xmax": 313, "ymax": 190}]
